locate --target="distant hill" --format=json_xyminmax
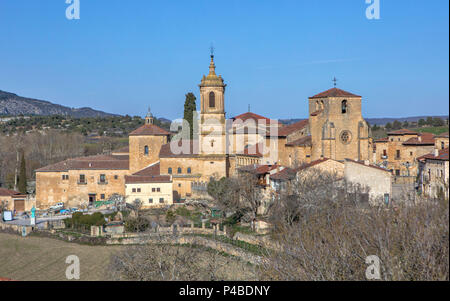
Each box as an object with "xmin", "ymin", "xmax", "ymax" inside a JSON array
[
  {"xmin": 0, "ymin": 90, "xmax": 118, "ymax": 118},
  {"xmin": 280, "ymin": 116, "xmax": 449, "ymax": 126},
  {"xmin": 365, "ymin": 116, "xmax": 449, "ymax": 126}
]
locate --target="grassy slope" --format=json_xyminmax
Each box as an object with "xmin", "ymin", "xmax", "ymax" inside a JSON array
[
  {"xmin": 410, "ymin": 126, "xmax": 449, "ymax": 135},
  {"xmin": 0, "ymin": 233, "xmax": 121, "ymax": 281}
]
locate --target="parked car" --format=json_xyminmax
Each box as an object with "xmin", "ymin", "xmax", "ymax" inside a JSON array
[{"xmin": 60, "ymin": 209, "xmax": 70, "ymax": 215}]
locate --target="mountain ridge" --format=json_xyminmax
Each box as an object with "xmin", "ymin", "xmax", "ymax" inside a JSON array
[{"xmin": 0, "ymin": 90, "xmax": 118, "ymax": 118}]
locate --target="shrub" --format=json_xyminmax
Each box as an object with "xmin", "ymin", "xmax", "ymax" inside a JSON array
[{"xmin": 124, "ymin": 216, "xmax": 150, "ymax": 232}]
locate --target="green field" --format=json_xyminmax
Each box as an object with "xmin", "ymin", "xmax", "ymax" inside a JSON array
[{"xmin": 411, "ymin": 126, "xmax": 449, "ymax": 135}]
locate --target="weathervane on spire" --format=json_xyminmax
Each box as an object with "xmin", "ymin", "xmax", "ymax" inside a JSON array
[
  {"xmin": 210, "ymin": 43, "xmax": 215, "ymax": 59},
  {"xmin": 332, "ymin": 77, "xmax": 338, "ymax": 87}
]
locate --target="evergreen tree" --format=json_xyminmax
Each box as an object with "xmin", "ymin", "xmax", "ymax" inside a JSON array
[
  {"xmin": 18, "ymin": 151, "xmax": 27, "ymax": 194},
  {"xmin": 392, "ymin": 120, "xmax": 402, "ymax": 130},
  {"xmin": 183, "ymin": 92, "xmax": 197, "ymax": 139},
  {"xmin": 418, "ymin": 119, "xmax": 426, "ymax": 127},
  {"xmin": 385, "ymin": 122, "xmax": 392, "ymax": 130}
]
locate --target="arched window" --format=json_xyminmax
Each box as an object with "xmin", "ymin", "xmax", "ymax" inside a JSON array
[
  {"xmin": 144, "ymin": 145, "xmax": 149, "ymax": 155},
  {"xmin": 187, "ymin": 167, "xmax": 192, "ymax": 174},
  {"xmin": 209, "ymin": 91, "xmax": 215, "ymax": 108},
  {"xmin": 341, "ymin": 100, "xmax": 348, "ymax": 114},
  {"xmin": 168, "ymin": 168, "xmax": 172, "ymax": 174},
  {"xmin": 177, "ymin": 167, "xmax": 182, "ymax": 174}
]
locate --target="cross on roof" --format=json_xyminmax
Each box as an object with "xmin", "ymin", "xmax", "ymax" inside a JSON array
[
  {"xmin": 210, "ymin": 43, "xmax": 215, "ymax": 58},
  {"xmin": 332, "ymin": 77, "xmax": 338, "ymax": 87}
]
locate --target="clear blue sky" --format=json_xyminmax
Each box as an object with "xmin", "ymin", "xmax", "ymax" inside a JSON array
[{"xmin": 0, "ymin": 0, "xmax": 448, "ymax": 120}]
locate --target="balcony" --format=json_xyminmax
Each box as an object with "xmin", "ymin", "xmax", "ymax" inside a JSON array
[
  {"xmin": 77, "ymin": 181, "xmax": 87, "ymax": 185},
  {"xmin": 381, "ymin": 155, "xmax": 388, "ymax": 159},
  {"xmin": 97, "ymin": 181, "xmax": 108, "ymax": 185}
]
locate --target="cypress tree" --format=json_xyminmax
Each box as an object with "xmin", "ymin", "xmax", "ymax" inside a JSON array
[
  {"xmin": 183, "ymin": 92, "xmax": 197, "ymax": 139},
  {"xmin": 18, "ymin": 151, "xmax": 27, "ymax": 194}
]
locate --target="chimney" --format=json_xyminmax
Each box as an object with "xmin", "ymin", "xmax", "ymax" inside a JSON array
[
  {"xmin": 418, "ymin": 136, "xmax": 422, "ymax": 142},
  {"xmin": 434, "ymin": 148, "xmax": 439, "ymax": 157},
  {"xmin": 364, "ymin": 160, "xmax": 370, "ymax": 166}
]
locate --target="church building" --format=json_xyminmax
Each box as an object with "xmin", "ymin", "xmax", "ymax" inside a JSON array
[{"xmin": 35, "ymin": 54, "xmax": 374, "ymax": 208}]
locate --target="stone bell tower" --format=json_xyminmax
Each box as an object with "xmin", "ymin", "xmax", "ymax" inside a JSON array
[
  {"xmin": 198, "ymin": 53, "xmax": 227, "ymax": 155},
  {"xmin": 309, "ymin": 87, "xmax": 371, "ymax": 162}
]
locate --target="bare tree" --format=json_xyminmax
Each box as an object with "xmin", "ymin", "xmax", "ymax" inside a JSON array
[{"xmin": 259, "ymin": 167, "xmax": 449, "ymax": 281}]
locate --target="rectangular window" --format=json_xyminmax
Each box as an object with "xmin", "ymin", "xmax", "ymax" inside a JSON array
[
  {"xmin": 137, "ymin": 188, "xmax": 141, "ymax": 193},
  {"xmin": 132, "ymin": 188, "xmax": 136, "ymax": 193},
  {"xmin": 99, "ymin": 174, "xmax": 106, "ymax": 183},
  {"xmin": 114, "ymin": 175, "xmax": 118, "ymax": 180},
  {"xmin": 149, "ymin": 198, "xmax": 153, "ymax": 204},
  {"xmin": 100, "ymin": 194, "xmax": 105, "ymax": 200},
  {"xmin": 79, "ymin": 174, "xmax": 86, "ymax": 183},
  {"xmin": 157, "ymin": 188, "xmax": 161, "ymax": 192},
  {"xmin": 152, "ymin": 188, "xmax": 156, "ymax": 192},
  {"xmin": 395, "ymin": 169, "xmax": 400, "ymax": 176},
  {"xmin": 396, "ymin": 150, "xmax": 401, "ymax": 159},
  {"xmin": 159, "ymin": 198, "xmax": 164, "ymax": 204},
  {"xmin": 383, "ymin": 150, "xmax": 387, "ymax": 156}
]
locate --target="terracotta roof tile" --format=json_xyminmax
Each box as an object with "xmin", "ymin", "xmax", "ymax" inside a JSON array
[
  {"xmin": 36, "ymin": 154, "xmax": 130, "ymax": 172},
  {"xmin": 309, "ymin": 88, "xmax": 361, "ymax": 99},
  {"xmin": 0, "ymin": 188, "xmax": 23, "ymax": 197},
  {"xmin": 239, "ymin": 164, "xmax": 279, "ymax": 175},
  {"xmin": 277, "ymin": 120, "xmax": 309, "ymax": 137},
  {"xmin": 232, "ymin": 112, "xmax": 282, "ymax": 126},
  {"xmin": 417, "ymin": 148, "xmax": 449, "ymax": 162},
  {"xmin": 387, "ymin": 129, "xmax": 418, "ymax": 135},
  {"xmin": 286, "ymin": 135, "xmax": 312, "ymax": 147},
  {"xmin": 125, "ymin": 175, "xmax": 172, "ymax": 184},
  {"xmin": 270, "ymin": 167, "xmax": 296, "ymax": 181},
  {"xmin": 129, "ymin": 124, "xmax": 170, "ymax": 136},
  {"xmin": 403, "ymin": 132, "xmax": 435, "ymax": 145},
  {"xmin": 296, "ymin": 158, "xmax": 330, "ymax": 171},
  {"xmin": 132, "ymin": 163, "xmax": 161, "ymax": 176}
]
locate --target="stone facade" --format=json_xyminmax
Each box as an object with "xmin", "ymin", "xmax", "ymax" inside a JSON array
[
  {"xmin": 309, "ymin": 90, "xmax": 371, "ymax": 162},
  {"xmin": 0, "ymin": 188, "xmax": 32, "ymax": 212},
  {"xmin": 374, "ymin": 129, "xmax": 436, "ymax": 178},
  {"xmin": 35, "ymin": 55, "xmax": 383, "ymax": 208},
  {"xmin": 418, "ymin": 148, "xmax": 449, "ymax": 199}
]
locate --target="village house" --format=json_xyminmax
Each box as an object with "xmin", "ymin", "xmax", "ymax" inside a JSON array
[
  {"xmin": 344, "ymin": 159, "xmax": 392, "ymax": 206},
  {"xmin": 373, "ymin": 129, "xmax": 437, "ymax": 179},
  {"xmin": 0, "ymin": 188, "xmax": 31, "ymax": 212},
  {"xmin": 417, "ymin": 147, "xmax": 449, "ymax": 200}
]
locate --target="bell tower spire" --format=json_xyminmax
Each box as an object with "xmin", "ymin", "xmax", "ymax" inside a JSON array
[
  {"xmin": 198, "ymin": 49, "xmax": 227, "ymax": 155},
  {"xmin": 145, "ymin": 106, "xmax": 154, "ymax": 125}
]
